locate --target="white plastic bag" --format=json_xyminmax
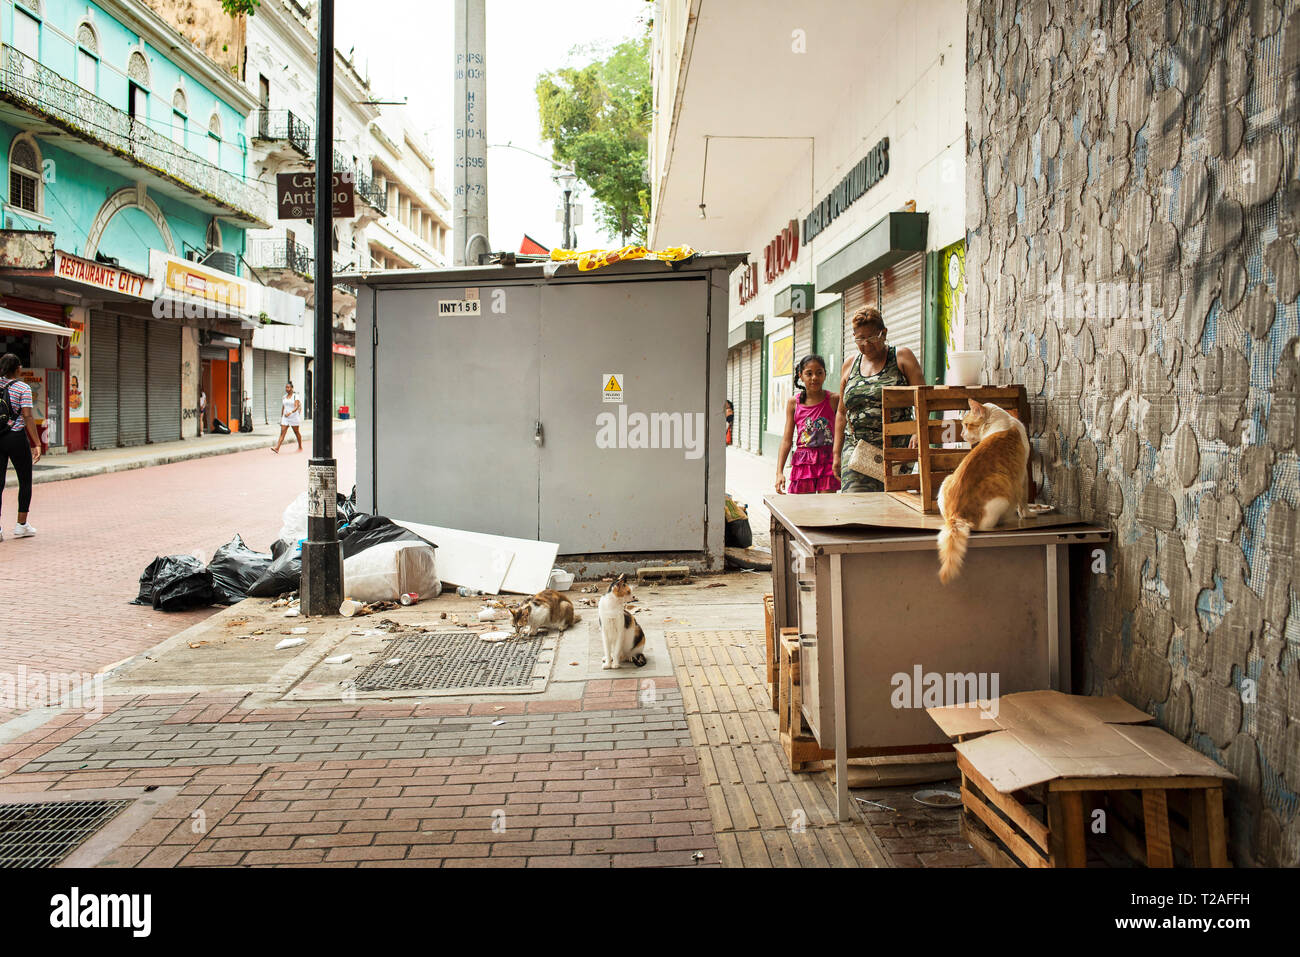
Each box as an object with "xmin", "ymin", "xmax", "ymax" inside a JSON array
[
  {"xmin": 343, "ymin": 542, "xmax": 441, "ymax": 603},
  {"xmin": 278, "ymin": 492, "xmax": 309, "ymax": 547}
]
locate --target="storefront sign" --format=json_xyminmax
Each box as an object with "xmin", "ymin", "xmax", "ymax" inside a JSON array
[
  {"xmin": 276, "ymin": 172, "xmax": 356, "ymax": 219},
  {"xmin": 157, "ymin": 255, "xmax": 248, "ymax": 312},
  {"xmin": 763, "ymin": 219, "xmax": 800, "ymax": 284},
  {"xmin": 802, "ymin": 137, "xmax": 890, "ymax": 244},
  {"xmin": 18, "ymin": 369, "xmax": 43, "ymax": 423},
  {"xmin": 738, "ymin": 262, "xmax": 759, "ymax": 305},
  {"xmin": 332, "ymin": 343, "xmax": 356, "ymax": 356},
  {"xmin": 68, "ymin": 317, "xmax": 87, "ymax": 423},
  {"xmin": 53, "ymin": 251, "xmax": 150, "ymax": 298}
]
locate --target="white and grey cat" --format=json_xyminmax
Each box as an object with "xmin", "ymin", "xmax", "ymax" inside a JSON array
[{"xmin": 597, "ymin": 575, "xmax": 647, "ymax": 669}]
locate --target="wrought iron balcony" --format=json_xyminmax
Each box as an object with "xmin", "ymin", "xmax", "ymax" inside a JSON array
[
  {"xmin": 254, "ymin": 109, "xmax": 312, "ymax": 157},
  {"xmin": 248, "ymin": 237, "xmax": 313, "ymax": 279},
  {"xmin": 0, "ymin": 44, "xmax": 269, "ymax": 225},
  {"xmin": 354, "ymin": 169, "xmax": 388, "ymax": 215}
]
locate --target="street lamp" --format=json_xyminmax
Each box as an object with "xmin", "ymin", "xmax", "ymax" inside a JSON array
[{"xmin": 554, "ymin": 170, "xmax": 577, "ymax": 248}]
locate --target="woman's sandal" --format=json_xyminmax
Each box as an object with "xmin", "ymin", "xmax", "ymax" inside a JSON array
[{"xmin": 271, "ymin": 446, "xmax": 279, "ymax": 454}]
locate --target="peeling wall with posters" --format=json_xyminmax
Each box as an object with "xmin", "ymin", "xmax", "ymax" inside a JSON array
[{"xmin": 965, "ymin": 0, "xmax": 1300, "ymax": 865}]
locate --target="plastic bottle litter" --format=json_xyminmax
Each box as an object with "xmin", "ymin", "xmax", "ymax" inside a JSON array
[
  {"xmin": 400, "ymin": 593, "xmax": 419, "ymax": 605},
  {"xmin": 276, "ymin": 637, "xmax": 306, "ymax": 650},
  {"xmin": 457, "ymin": 586, "xmax": 481, "ymax": 597}
]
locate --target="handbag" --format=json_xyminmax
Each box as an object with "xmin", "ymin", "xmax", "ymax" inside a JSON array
[{"xmin": 847, "ymin": 438, "xmax": 886, "ymax": 481}]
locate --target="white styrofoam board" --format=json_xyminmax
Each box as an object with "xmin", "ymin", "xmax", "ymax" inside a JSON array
[{"xmin": 394, "ymin": 521, "xmax": 558, "ymax": 595}]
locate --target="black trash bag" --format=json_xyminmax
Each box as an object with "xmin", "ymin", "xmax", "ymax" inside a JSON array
[
  {"xmin": 208, "ymin": 534, "xmax": 274, "ymax": 605},
  {"xmin": 247, "ymin": 544, "xmax": 302, "ymax": 598},
  {"xmin": 147, "ymin": 555, "xmax": 217, "ymax": 612},
  {"xmin": 336, "ymin": 491, "xmax": 361, "ymax": 528},
  {"xmin": 339, "ymin": 514, "xmax": 436, "ymax": 559},
  {"xmin": 725, "ymin": 517, "xmax": 753, "ymax": 548},
  {"xmin": 212, "ymin": 418, "xmax": 231, "ymax": 434},
  {"xmin": 131, "ymin": 557, "xmax": 163, "ymax": 606}
]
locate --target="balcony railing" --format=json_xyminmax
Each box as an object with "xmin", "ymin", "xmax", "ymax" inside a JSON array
[
  {"xmin": 0, "ymin": 44, "xmax": 268, "ymax": 224},
  {"xmin": 353, "ymin": 169, "xmax": 388, "ymax": 215},
  {"xmin": 255, "ymin": 108, "xmax": 312, "ymax": 157},
  {"xmin": 249, "ymin": 237, "xmax": 313, "ymax": 279}
]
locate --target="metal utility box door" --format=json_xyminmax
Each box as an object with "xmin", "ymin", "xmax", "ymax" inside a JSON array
[{"xmin": 357, "ymin": 260, "xmax": 736, "ymax": 558}]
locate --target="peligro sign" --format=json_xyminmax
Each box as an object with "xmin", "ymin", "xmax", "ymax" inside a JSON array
[{"xmin": 802, "ymin": 137, "xmax": 889, "ymax": 244}]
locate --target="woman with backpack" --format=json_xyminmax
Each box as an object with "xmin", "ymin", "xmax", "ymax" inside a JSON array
[{"xmin": 0, "ymin": 353, "xmax": 40, "ymax": 540}]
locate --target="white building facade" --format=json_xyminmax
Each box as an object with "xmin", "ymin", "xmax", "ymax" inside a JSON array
[
  {"xmin": 365, "ymin": 108, "xmax": 451, "ymax": 272},
  {"xmin": 650, "ymin": 0, "xmax": 968, "ymax": 460},
  {"xmin": 242, "ymin": 0, "xmax": 386, "ymax": 424}
]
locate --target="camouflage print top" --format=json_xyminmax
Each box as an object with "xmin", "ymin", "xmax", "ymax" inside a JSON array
[{"xmin": 842, "ymin": 347, "xmax": 913, "ymax": 448}]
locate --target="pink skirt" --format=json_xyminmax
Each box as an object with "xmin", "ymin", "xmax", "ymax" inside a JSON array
[{"xmin": 788, "ymin": 446, "xmax": 841, "ymax": 494}]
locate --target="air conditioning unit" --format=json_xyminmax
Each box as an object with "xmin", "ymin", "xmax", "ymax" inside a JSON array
[{"xmin": 202, "ymin": 250, "xmax": 239, "ymax": 276}]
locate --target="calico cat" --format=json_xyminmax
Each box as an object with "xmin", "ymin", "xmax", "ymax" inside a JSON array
[
  {"xmin": 936, "ymin": 399, "xmax": 1030, "ymax": 584},
  {"xmin": 597, "ymin": 575, "xmax": 647, "ymax": 669},
  {"xmin": 510, "ymin": 589, "xmax": 580, "ymax": 636}
]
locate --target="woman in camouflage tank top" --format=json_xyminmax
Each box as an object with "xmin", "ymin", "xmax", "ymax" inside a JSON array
[{"xmin": 833, "ymin": 307, "xmax": 926, "ymax": 492}]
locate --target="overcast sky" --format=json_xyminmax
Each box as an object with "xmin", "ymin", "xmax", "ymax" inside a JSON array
[{"xmin": 335, "ymin": 0, "xmax": 651, "ymax": 254}]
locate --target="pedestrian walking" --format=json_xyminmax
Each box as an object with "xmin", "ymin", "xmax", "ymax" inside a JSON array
[
  {"xmin": 833, "ymin": 307, "xmax": 924, "ymax": 492},
  {"xmin": 724, "ymin": 399, "xmax": 734, "ymax": 445},
  {"xmin": 775, "ymin": 354, "xmax": 841, "ymax": 493},
  {"xmin": 0, "ymin": 353, "xmax": 41, "ymax": 540},
  {"xmin": 271, "ymin": 381, "xmax": 303, "ymax": 453}
]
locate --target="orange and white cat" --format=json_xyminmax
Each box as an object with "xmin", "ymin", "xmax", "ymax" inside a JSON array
[
  {"xmin": 936, "ymin": 399, "xmax": 1030, "ymax": 584},
  {"xmin": 597, "ymin": 575, "xmax": 647, "ymax": 669},
  {"xmin": 510, "ymin": 589, "xmax": 580, "ymax": 636}
]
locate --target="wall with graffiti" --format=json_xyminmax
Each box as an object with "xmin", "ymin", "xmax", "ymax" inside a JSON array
[{"xmin": 965, "ymin": 0, "xmax": 1300, "ymax": 864}]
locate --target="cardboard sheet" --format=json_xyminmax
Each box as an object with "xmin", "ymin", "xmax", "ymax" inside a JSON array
[
  {"xmin": 927, "ymin": 690, "xmax": 1234, "ymax": 793},
  {"xmin": 394, "ymin": 520, "xmax": 558, "ymax": 595},
  {"xmin": 765, "ymin": 491, "xmax": 1092, "ymax": 531}
]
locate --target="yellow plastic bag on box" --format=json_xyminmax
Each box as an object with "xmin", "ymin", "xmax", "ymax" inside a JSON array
[{"xmin": 550, "ymin": 245, "xmax": 696, "ymax": 272}]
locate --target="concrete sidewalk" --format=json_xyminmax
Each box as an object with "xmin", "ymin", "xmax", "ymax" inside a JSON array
[
  {"xmin": 0, "ymin": 573, "xmax": 980, "ymax": 869},
  {"xmin": 7, "ymin": 419, "xmax": 354, "ymax": 488}
]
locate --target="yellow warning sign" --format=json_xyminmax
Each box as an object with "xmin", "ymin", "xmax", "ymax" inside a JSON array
[
  {"xmin": 602, "ymin": 372, "xmax": 624, "ymax": 404},
  {"xmin": 605, "ymin": 376, "xmax": 621, "ymax": 392}
]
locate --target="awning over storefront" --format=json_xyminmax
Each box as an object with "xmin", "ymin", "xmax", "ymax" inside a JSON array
[
  {"xmin": 0, "ymin": 304, "xmax": 72, "ymax": 336},
  {"xmin": 149, "ymin": 251, "xmax": 306, "ymax": 329},
  {"xmin": 816, "ymin": 211, "xmax": 928, "ymax": 294}
]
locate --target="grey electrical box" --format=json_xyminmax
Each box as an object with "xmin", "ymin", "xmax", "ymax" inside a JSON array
[{"xmin": 351, "ymin": 253, "xmax": 747, "ymax": 572}]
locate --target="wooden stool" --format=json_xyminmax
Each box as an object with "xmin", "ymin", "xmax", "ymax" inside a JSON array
[
  {"xmin": 763, "ymin": 593, "xmax": 777, "ymax": 711},
  {"xmin": 880, "ymin": 384, "xmax": 1032, "ymax": 513},
  {"xmin": 929, "ymin": 691, "xmax": 1234, "ymax": 868}
]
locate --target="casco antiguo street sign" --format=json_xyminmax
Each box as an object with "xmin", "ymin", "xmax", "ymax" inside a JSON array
[{"xmin": 276, "ymin": 171, "xmax": 356, "ymax": 219}]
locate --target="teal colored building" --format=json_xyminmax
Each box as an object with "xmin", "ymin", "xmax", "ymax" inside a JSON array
[{"xmin": 0, "ymin": 0, "xmax": 301, "ymax": 452}]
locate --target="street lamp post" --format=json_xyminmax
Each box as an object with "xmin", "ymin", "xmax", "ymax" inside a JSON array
[
  {"xmin": 555, "ymin": 170, "xmax": 577, "ymax": 249},
  {"xmin": 301, "ymin": 0, "xmax": 343, "ymax": 616}
]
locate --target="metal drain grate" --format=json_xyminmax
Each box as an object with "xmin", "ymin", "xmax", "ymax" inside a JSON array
[
  {"xmin": 0, "ymin": 800, "xmax": 133, "ymax": 868},
  {"xmin": 351, "ymin": 631, "xmax": 547, "ymax": 693}
]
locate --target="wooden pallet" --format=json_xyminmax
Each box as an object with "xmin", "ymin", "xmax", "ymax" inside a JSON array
[
  {"xmin": 880, "ymin": 384, "xmax": 1032, "ymax": 513},
  {"xmin": 958, "ymin": 752, "xmax": 1230, "ymax": 868},
  {"xmin": 778, "ymin": 633, "xmax": 822, "ymax": 772}
]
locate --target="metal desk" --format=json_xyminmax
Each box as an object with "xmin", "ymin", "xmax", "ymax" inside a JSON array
[{"xmin": 766, "ymin": 493, "xmax": 1110, "ymax": 821}]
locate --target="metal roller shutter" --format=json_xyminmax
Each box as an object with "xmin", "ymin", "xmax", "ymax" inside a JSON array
[
  {"xmin": 842, "ymin": 279, "xmax": 879, "ymax": 363},
  {"xmin": 252, "ymin": 349, "xmax": 268, "ymax": 424},
  {"xmin": 737, "ymin": 347, "xmax": 750, "ymax": 451},
  {"xmin": 794, "ymin": 313, "xmax": 813, "ymax": 368},
  {"xmin": 746, "ymin": 340, "xmax": 761, "ymax": 452},
  {"xmin": 265, "ymin": 351, "xmax": 289, "ymax": 418},
  {"xmin": 117, "ymin": 316, "xmax": 148, "ymax": 447},
  {"xmin": 880, "ymin": 253, "xmax": 925, "ymax": 365},
  {"xmin": 89, "ymin": 313, "xmax": 118, "ymax": 450},
  {"xmin": 147, "ymin": 320, "xmax": 180, "ymax": 443}
]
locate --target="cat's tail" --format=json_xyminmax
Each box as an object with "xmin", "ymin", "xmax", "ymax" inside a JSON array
[{"xmin": 938, "ymin": 517, "xmax": 972, "ymax": 584}]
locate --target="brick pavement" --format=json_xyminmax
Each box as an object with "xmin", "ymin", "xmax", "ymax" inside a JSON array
[{"xmin": 0, "ymin": 431, "xmax": 356, "ymax": 723}]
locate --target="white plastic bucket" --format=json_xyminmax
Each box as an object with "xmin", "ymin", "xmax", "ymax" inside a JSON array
[{"xmin": 946, "ymin": 351, "xmax": 985, "ymax": 386}]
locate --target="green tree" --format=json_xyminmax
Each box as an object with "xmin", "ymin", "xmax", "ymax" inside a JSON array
[
  {"xmin": 536, "ymin": 28, "xmax": 651, "ymax": 246},
  {"xmin": 220, "ymin": 0, "xmax": 260, "ymax": 16}
]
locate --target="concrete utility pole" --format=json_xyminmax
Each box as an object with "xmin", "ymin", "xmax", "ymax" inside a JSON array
[
  {"xmin": 301, "ymin": 0, "xmax": 343, "ymax": 616},
  {"xmin": 454, "ymin": 0, "xmax": 489, "ymax": 264}
]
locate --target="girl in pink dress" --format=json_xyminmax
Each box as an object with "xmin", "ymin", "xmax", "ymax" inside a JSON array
[{"xmin": 775, "ymin": 354, "xmax": 842, "ymax": 494}]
